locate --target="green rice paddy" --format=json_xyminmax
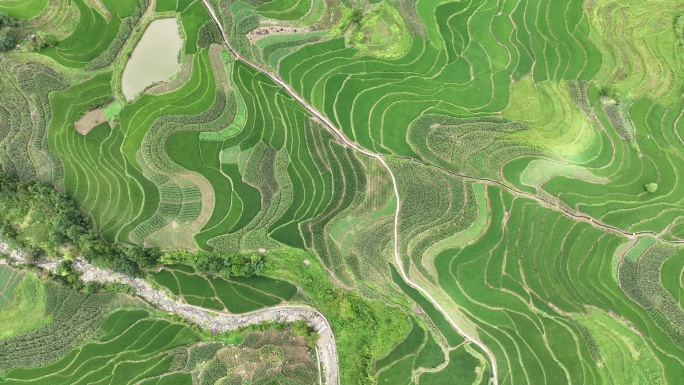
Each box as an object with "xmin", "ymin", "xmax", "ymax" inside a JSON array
[
  {"xmin": 0, "ymin": 266, "xmax": 315, "ymax": 384},
  {"xmin": 2, "ymin": 0, "xmax": 684, "ymax": 383},
  {"xmin": 152, "ymin": 264, "xmax": 297, "ymax": 313}
]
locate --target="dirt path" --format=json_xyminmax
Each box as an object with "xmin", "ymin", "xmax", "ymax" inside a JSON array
[
  {"xmin": 198, "ymin": 1, "xmax": 499, "ymax": 383},
  {"xmin": 0, "ymin": 244, "xmax": 336, "ymax": 385},
  {"xmin": 401, "ymin": 156, "xmax": 684, "ymax": 244}
]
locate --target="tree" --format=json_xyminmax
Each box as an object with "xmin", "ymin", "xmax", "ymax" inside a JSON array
[
  {"xmin": 291, "ymin": 320, "xmax": 309, "ymax": 337},
  {"xmin": 351, "ymin": 8, "xmax": 363, "ymax": 25},
  {"xmin": 0, "ymin": 12, "xmax": 17, "ymax": 28},
  {"xmin": 0, "ymin": 32, "xmax": 16, "ymax": 52},
  {"xmin": 25, "ymin": 31, "xmax": 57, "ymax": 51},
  {"xmin": 291, "ymin": 319, "xmax": 319, "ymax": 349},
  {"xmin": 645, "ymin": 182, "xmax": 658, "ymax": 193},
  {"xmin": 124, "ymin": 245, "xmax": 161, "ymax": 268}
]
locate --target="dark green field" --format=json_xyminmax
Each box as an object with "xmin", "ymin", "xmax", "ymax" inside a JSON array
[{"xmin": 152, "ymin": 264, "xmax": 297, "ymax": 313}]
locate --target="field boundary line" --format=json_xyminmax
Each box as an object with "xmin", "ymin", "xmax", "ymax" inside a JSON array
[
  {"xmin": 199, "ymin": 1, "xmax": 500, "ymax": 384},
  {"xmin": 0, "ymin": 242, "xmax": 337, "ymax": 385}
]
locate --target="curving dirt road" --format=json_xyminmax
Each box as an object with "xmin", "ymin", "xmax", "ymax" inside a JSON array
[
  {"xmin": 198, "ymin": 1, "xmax": 499, "ymax": 383},
  {"xmin": 0, "ymin": 244, "xmax": 338, "ymax": 385}
]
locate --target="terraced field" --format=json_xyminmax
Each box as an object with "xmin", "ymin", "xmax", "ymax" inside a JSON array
[
  {"xmin": 0, "ymin": 266, "xmax": 22, "ymax": 308},
  {"xmin": 0, "ymin": 265, "xmax": 318, "ymax": 385},
  {"xmin": 152, "ymin": 263, "xmax": 297, "ymax": 313},
  {"xmin": 1, "ymin": 0, "xmax": 684, "ymax": 383}
]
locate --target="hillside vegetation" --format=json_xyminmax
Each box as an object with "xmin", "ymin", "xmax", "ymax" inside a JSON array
[{"xmin": 1, "ymin": 0, "xmax": 684, "ymax": 383}]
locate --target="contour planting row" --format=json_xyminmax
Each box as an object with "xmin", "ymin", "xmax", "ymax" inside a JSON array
[
  {"xmin": 0, "ymin": 0, "xmax": 49, "ymax": 19},
  {"xmin": 0, "ymin": 281, "xmax": 118, "ymax": 371},
  {"xmin": 1, "ymin": 309, "xmax": 200, "ymax": 385},
  {"xmin": 375, "ymin": 318, "xmax": 448, "ymax": 384},
  {"xmin": 0, "ymin": 266, "xmax": 319, "ymax": 385},
  {"xmin": 429, "ymin": 185, "xmax": 684, "ymax": 384},
  {"xmin": 533, "ymin": 92, "xmax": 684, "ymax": 239},
  {"xmin": 40, "ymin": 0, "xmax": 145, "ymax": 68},
  {"xmin": 193, "ymin": 330, "xmax": 318, "ymax": 385},
  {"xmin": 0, "ymin": 266, "xmax": 22, "ymax": 307},
  {"xmin": 0, "ymin": 59, "xmax": 68, "ymax": 181},
  {"xmin": 270, "ymin": 0, "xmax": 600, "ymax": 158},
  {"xmin": 587, "ymin": 0, "xmax": 684, "ymax": 106},
  {"xmin": 23, "ymin": 0, "xmax": 80, "ymax": 39},
  {"xmin": 47, "ymin": 72, "xmax": 154, "ymax": 242},
  {"xmin": 47, "ymin": 48, "xmax": 229, "ymax": 243},
  {"xmin": 152, "ymin": 263, "xmax": 297, "ymax": 313},
  {"xmin": 160, "ymin": 58, "xmax": 374, "ymax": 275},
  {"xmin": 389, "ymin": 158, "xmax": 479, "ymax": 283}
]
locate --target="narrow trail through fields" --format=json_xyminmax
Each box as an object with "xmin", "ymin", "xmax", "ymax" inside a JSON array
[
  {"xmin": 401, "ymin": 156, "xmax": 684, "ymax": 244},
  {"xmin": 0, "ymin": 243, "xmax": 337, "ymax": 385},
  {"xmin": 199, "ymin": 2, "xmax": 499, "ymax": 384}
]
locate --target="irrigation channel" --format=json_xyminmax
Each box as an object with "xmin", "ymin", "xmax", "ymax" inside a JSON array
[
  {"xmin": 0, "ymin": 243, "xmax": 337, "ymax": 385},
  {"xmin": 199, "ymin": 1, "xmax": 500, "ymax": 384}
]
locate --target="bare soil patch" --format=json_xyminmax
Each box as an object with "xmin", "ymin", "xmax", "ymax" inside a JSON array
[
  {"xmin": 247, "ymin": 26, "xmax": 312, "ymax": 43},
  {"xmin": 74, "ymin": 108, "xmax": 107, "ymax": 135}
]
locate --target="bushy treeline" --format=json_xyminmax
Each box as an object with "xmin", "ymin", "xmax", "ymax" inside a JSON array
[
  {"xmin": 196, "ymin": 20, "xmax": 223, "ymax": 49},
  {"xmin": 163, "ymin": 250, "xmax": 266, "ymax": 277},
  {"xmin": 0, "ymin": 172, "xmax": 160, "ymax": 275},
  {"xmin": 0, "ymin": 172, "xmax": 269, "ymax": 280},
  {"xmin": 0, "ymin": 12, "xmax": 22, "ymax": 52},
  {"xmin": 0, "ymin": 12, "xmax": 56, "ymax": 53}
]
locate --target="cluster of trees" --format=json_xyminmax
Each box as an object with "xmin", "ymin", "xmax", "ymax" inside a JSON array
[
  {"xmin": 0, "ymin": 12, "xmax": 22, "ymax": 52},
  {"xmin": 164, "ymin": 250, "xmax": 267, "ymax": 277},
  {"xmin": 274, "ymin": 250, "xmax": 410, "ymax": 384},
  {"xmin": 674, "ymin": 15, "xmax": 684, "ymax": 45},
  {"xmin": 0, "ymin": 172, "xmax": 160, "ymax": 276},
  {"xmin": 196, "ymin": 20, "xmax": 222, "ymax": 49},
  {"xmin": 0, "ymin": 171, "xmax": 270, "ymax": 281},
  {"xmin": 290, "ymin": 319, "xmax": 319, "ymax": 349},
  {"xmin": 0, "ymin": 12, "xmax": 56, "ymax": 53}
]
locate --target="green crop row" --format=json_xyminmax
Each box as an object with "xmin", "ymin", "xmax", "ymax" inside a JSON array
[
  {"xmin": 0, "ymin": 268, "xmax": 321, "ymax": 385},
  {"xmin": 540, "ymin": 95, "xmax": 684, "ymax": 238},
  {"xmin": 0, "ymin": 266, "xmax": 23, "ymax": 308},
  {"xmin": 0, "ymin": 60, "xmax": 68, "ymax": 181},
  {"xmin": 387, "ymin": 158, "xmax": 484, "ymax": 285},
  {"xmin": 256, "ymin": 0, "xmax": 312, "ymax": 22},
  {"xmin": 430, "ymin": 185, "xmax": 684, "ymax": 384},
  {"xmin": 40, "ymin": 0, "xmax": 141, "ymax": 68},
  {"xmin": 375, "ymin": 318, "xmax": 447, "ymax": 383},
  {"xmin": 619, "ymin": 243, "xmax": 684, "ymax": 350},
  {"xmin": 83, "ymin": 1, "xmax": 147, "ymax": 71},
  {"xmin": 228, "ymin": 1, "xmax": 258, "ymax": 60},
  {"xmin": 0, "ymin": 281, "xmax": 116, "ymax": 371},
  {"xmin": 152, "ymin": 264, "xmax": 297, "ymax": 314}
]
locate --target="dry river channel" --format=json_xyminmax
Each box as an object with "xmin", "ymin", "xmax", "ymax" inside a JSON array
[{"xmin": 0, "ymin": 243, "xmax": 338, "ymax": 385}]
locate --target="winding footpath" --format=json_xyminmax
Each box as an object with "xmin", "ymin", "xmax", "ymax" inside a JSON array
[
  {"xmin": 403, "ymin": 156, "xmax": 684, "ymax": 244},
  {"xmin": 198, "ymin": 1, "xmax": 499, "ymax": 384},
  {"xmin": 0, "ymin": 244, "xmax": 338, "ymax": 385}
]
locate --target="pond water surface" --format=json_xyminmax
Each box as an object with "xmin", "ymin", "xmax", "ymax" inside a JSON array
[{"xmin": 121, "ymin": 18, "xmax": 182, "ymax": 100}]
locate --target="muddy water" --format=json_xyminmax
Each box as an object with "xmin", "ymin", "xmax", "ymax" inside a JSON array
[{"xmin": 121, "ymin": 18, "xmax": 182, "ymax": 100}]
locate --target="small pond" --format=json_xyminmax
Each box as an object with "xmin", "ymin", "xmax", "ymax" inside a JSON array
[{"xmin": 121, "ymin": 18, "xmax": 182, "ymax": 101}]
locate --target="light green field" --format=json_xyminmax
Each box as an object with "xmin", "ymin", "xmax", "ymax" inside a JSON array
[{"xmin": 0, "ymin": 273, "xmax": 50, "ymax": 339}]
